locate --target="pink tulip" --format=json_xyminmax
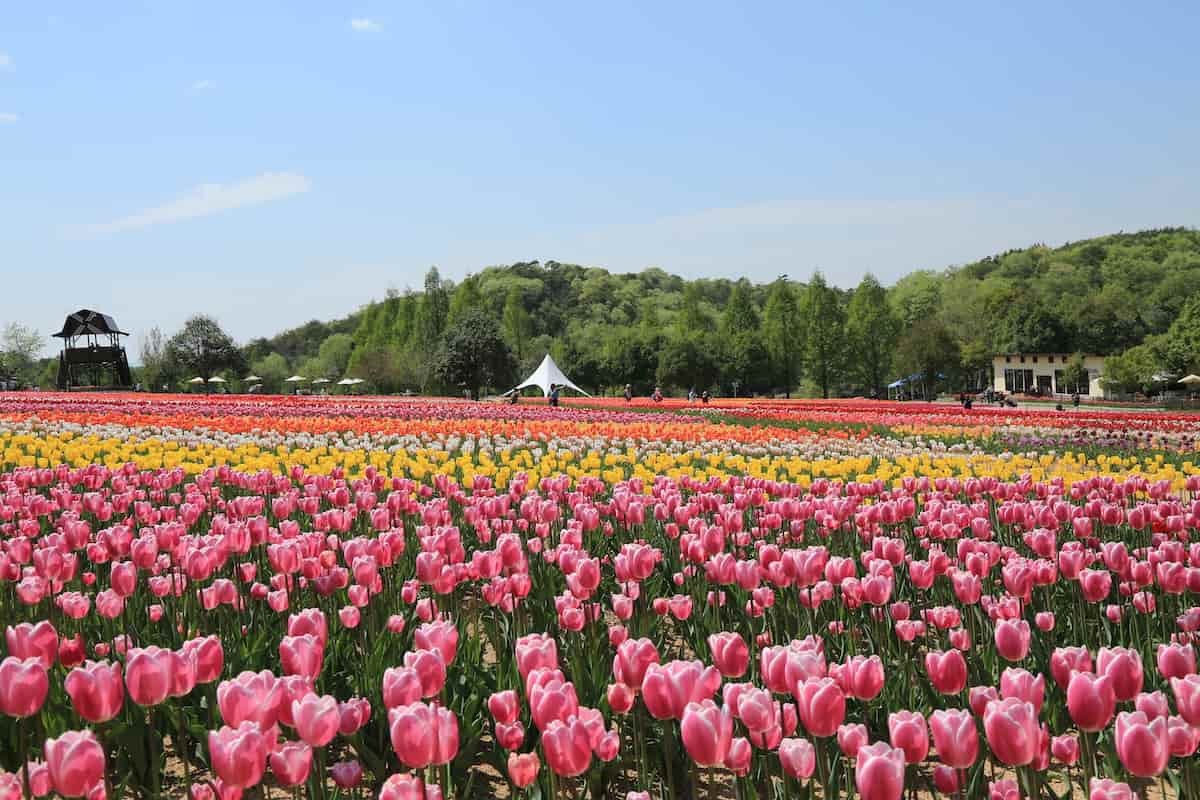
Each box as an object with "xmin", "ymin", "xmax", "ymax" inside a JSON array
[
  {"xmin": 933, "ymin": 765, "xmax": 958, "ymax": 794},
  {"xmin": 1097, "ymin": 647, "xmax": 1143, "ymax": 702},
  {"xmin": 924, "ymin": 650, "xmax": 967, "ymax": 695},
  {"xmin": 779, "ymin": 737, "xmax": 815, "ymax": 778},
  {"xmin": 65, "ymin": 660, "xmax": 124, "ymax": 723},
  {"xmin": 1067, "ymin": 672, "xmax": 1116, "ymax": 732},
  {"xmin": 269, "ymin": 742, "xmax": 312, "ymax": 787},
  {"xmin": 708, "ymin": 632, "xmax": 749, "ymax": 678},
  {"xmin": 515, "ymin": 633, "xmax": 559, "ymax": 678},
  {"xmin": 612, "ymin": 638, "xmax": 659, "ymax": 688},
  {"xmin": 125, "ymin": 646, "xmax": 173, "ymax": 706},
  {"xmin": 1050, "ymin": 646, "xmax": 1092, "ymax": 689},
  {"xmin": 287, "ymin": 610, "xmax": 327, "ymax": 646},
  {"xmin": 496, "ymin": 721, "xmax": 525, "ymax": 750},
  {"xmin": 680, "ymin": 700, "xmax": 733, "ymax": 767},
  {"xmin": 6, "ymin": 622, "xmax": 58, "ymax": 669},
  {"xmin": 488, "ymin": 690, "xmax": 520, "ymax": 724},
  {"xmin": 993, "ymin": 619, "xmax": 1030, "ymax": 662},
  {"xmin": 854, "ymin": 741, "xmax": 905, "ymax": 800},
  {"xmin": 507, "ymin": 752, "xmax": 540, "ymax": 788},
  {"xmin": 983, "ymin": 697, "xmax": 1039, "ymax": 766},
  {"xmin": 414, "ymin": 621, "xmax": 459, "ymax": 666},
  {"xmin": 796, "ymin": 678, "xmax": 845, "ymax": 738},
  {"xmin": 1156, "ymin": 642, "xmax": 1195, "ymax": 680},
  {"xmin": 641, "ymin": 660, "xmax": 722, "ymax": 721},
  {"xmin": 541, "ymin": 717, "xmax": 594, "ymax": 777},
  {"xmin": 1114, "ymin": 711, "xmax": 1169, "ymax": 777},
  {"xmin": 528, "ymin": 674, "xmax": 580, "ymax": 730},
  {"xmin": 989, "ymin": 779, "xmax": 1020, "ymax": 800},
  {"xmin": 1172, "ymin": 674, "xmax": 1200, "ymax": 726},
  {"xmin": 378, "ymin": 773, "xmax": 431, "ymax": 800},
  {"xmin": 607, "ymin": 683, "xmax": 635, "ymax": 714},
  {"xmin": 181, "ymin": 636, "xmax": 224, "ymax": 684},
  {"xmin": 1135, "ymin": 690, "xmax": 1170, "ymax": 720},
  {"xmin": 999, "ymin": 668, "xmax": 1045, "ymax": 714},
  {"xmin": 969, "ymin": 685, "xmax": 999, "ymax": 718},
  {"xmin": 279, "ymin": 635, "xmax": 323, "ymax": 679},
  {"xmin": 1166, "ymin": 714, "xmax": 1200, "ymax": 757},
  {"xmin": 0, "ymin": 657, "xmax": 48, "ymax": 718},
  {"xmin": 834, "ymin": 655, "xmax": 885, "ymax": 701},
  {"xmin": 382, "ymin": 667, "xmax": 424, "ymax": 709},
  {"xmin": 44, "ymin": 730, "xmax": 105, "ymax": 798},
  {"xmin": 338, "ymin": 697, "xmax": 371, "ymax": 735},
  {"xmin": 929, "ymin": 709, "xmax": 977, "ymax": 769},
  {"xmin": 293, "ymin": 693, "xmax": 340, "ymax": 747},
  {"xmin": 217, "ymin": 670, "xmax": 282, "ymax": 728},
  {"xmin": 338, "ymin": 606, "xmax": 360, "ymax": 628},
  {"xmin": 1089, "ymin": 778, "xmax": 1136, "ymax": 800},
  {"xmin": 724, "ymin": 736, "xmax": 752, "ymax": 775},
  {"xmin": 208, "ymin": 722, "xmax": 268, "ymax": 789},
  {"xmin": 837, "ymin": 723, "xmax": 869, "ymax": 758},
  {"xmin": 888, "ymin": 711, "xmax": 928, "ymax": 764},
  {"xmin": 403, "ymin": 649, "xmax": 447, "ymax": 698},
  {"xmin": 388, "ymin": 702, "xmax": 459, "ymax": 769},
  {"xmin": 1051, "ymin": 734, "xmax": 1079, "ymax": 765}
]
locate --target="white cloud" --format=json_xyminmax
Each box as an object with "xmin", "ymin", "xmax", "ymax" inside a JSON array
[
  {"xmin": 192, "ymin": 79, "xmax": 216, "ymax": 91},
  {"xmin": 77, "ymin": 172, "xmax": 311, "ymax": 235},
  {"xmin": 0, "ymin": 112, "xmax": 18, "ymax": 124},
  {"xmin": 0, "ymin": 52, "xmax": 12, "ymax": 71},
  {"xmin": 350, "ymin": 18, "xmax": 383, "ymax": 33}
]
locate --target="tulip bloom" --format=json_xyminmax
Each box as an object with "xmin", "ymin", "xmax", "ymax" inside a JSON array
[
  {"xmin": 125, "ymin": 647, "xmax": 173, "ymax": 707},
  {"xmin": 507, "ymin": 752, "xmax": 540, "ymax": 788},
  {"xmin": 0, "ymin": 657, "xmax": 49, "ymax": 719},
  {"xmin": 993, "ymin": 619, "xmax": 1030, "ymax": 662},
  {"xmin": 680, "ymin": 700, "xmax": 733, "ymax": 767},
  {"xmin": 854, "ymin": 742, "xmax": 904, "ymax": 800},
  {"xmin": 279, "ymin": 635, "xmax": 324, "ymax": 680},
  {"xmin": 208, "ymin": 722, "xmax": 269, "ymax": 789},
  {"xmin": 1156, "ymin": 642, "xmax": 1195, "ymax": 680},
  {"xmin": 707, "ymin": 632, "xmax": 749, "ymax": 678},
  {"xmin": 1096, "ymin": 647, "xmax": 1143, "ymax": 702},
  {"xmin": 293, "ymin": 693, "xmax": 340, "ymax": 747},
  {"xmin": 65, "ymin": 660, "xmax": 124, "ymax": 723},
  {"xmin": 641, "ymin": 660, "xmax": 722, "ymax": 721},
  {"xmin": 541, "ymin": 717, "xmax": 594, "ymax": 777},
  {"xmin": 888, "ymin": 711, "xmax": 929, "ymax": 764},
  {"xmin": 924, "ymin": 650, "xmax": 967, "ymax": 695},
  {"xmin": 269, "ymin": 742, "xmax": 312, "ymax": 787},
  {"xmin": 44, "ymin": 730, "xmax": 105, "ymax": 798},
  {"xmin": 929, "ymin": 709, "xmax": 977, "ymax": 769},
  {"xmin": 778, "ymin": 737, "xmax": 815, "ymax": 779},
  {"xmin": 983, "ymin": 698, "xmax": 1039, "ymax": 766},
  {"xmin": 6, "ymin": 622, "xmax": 58, "ymax": 670},
  {"xmin": 1067, "ymin": 671, "xmax": 1116, "ymax": 732},
  {"xmin": 1114, "ymin": 711, "xmax": 1169, "ymax": 777},
  {"xmin": 795, "ymin": 678, "xmax": 845, "ymax": 738},
  {"xmin": 1089, "ymin": 778, "xmax": 1136, "ymax": 800}
]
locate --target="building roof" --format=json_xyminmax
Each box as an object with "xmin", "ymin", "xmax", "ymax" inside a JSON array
[{"xmin": 52, "ymin": 309, "xmax": 129, "ymax": 338}]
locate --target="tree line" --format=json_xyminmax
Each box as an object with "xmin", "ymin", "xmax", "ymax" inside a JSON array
[{"xmin": 6, "ymin": 228, "xmax": 1200, "ymax": 397}]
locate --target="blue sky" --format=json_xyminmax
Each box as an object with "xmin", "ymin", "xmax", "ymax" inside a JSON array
[{"xmin": 2, "ymin": 2, "xmax": 1198, "ymax": 356}]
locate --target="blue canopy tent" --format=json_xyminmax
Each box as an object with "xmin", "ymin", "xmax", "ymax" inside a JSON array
[{"xmin": 887, "ymin": 372, "xmax": 945, "ymax": 400}]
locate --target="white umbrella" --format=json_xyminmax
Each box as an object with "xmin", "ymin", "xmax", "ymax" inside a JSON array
[
  {"xmin": 207, "ymin": 376, "xmax": 227, "ymax": 383},
  {"xmin": 351, "ymin": 378, "xmax": 365, "ymax": 385},
  {"xmin": 284, "ymin": 375, "xmax": 307, "ymax": 383},
  {"xmin": 244, "ymin": 374, "xmax": 262, "ymax": 382},
  {"xmin": 312, "ymin": 378, "xmax": 330, "ymax": 385},
  {"xmin": 336, "ymin": 378, "xmax": 356, "ymax": 386},
  {"xmin": 187, "ymin": 376, "xmax": 205, "ymax": 384}
]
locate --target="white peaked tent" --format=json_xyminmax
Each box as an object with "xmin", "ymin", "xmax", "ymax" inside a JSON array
[{"xmin": 510, "ymin": 354, "xmax": 591, "ymax": 397}]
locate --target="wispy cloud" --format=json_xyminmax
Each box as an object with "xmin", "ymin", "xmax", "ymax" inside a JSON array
[
  {"xmin": 0, "ymin": 112, "xmax": 18, "ymax": 124},
  {"xmin": 76, "ymin": 172, "xmax": 311, "ymax": 235},
  {"xmin": 0, "ymin": 52, "xmax": 12, "ymax": 71},
  {"xmin": 192, "ymin": 79, "xmax": 216, "ymax": 91},
  {"xmin": 349, "ymin": 18, "xmax": 383, "ymax": 33}
]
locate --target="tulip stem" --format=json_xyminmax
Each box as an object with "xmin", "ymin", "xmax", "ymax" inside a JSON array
[{"xmin": 17, "ymin": 718, "xmax": 31, "ymax": 800}]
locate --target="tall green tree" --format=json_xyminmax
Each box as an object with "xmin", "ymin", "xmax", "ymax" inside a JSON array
[
  {"xmin": 893, "ymin": 318, "xmax": 960, "ymax": 399},
  {"xmin": 501, "ymin": 285, "xmax": 534, "ymax": 362},
  {"xmin": 801, "ymin": 272, "xmax": 845, "ymax": 398},
  {"xmin": 447, "ymin": 277, "xmax": 483, "ymax": 327},
  {"xmin": 251, "ymin": 352, "xmax": 290, "ymax": 393},
  {"xmin": 720, "ymin": 280, "xmax": 759, "ymax": 336},
  {"xmin": 433, "ymin": 309, "xmax": 516, "ymax": 399},
  {"xmin": 762, "ymin": 278, "xmax": 802, "ymax": 396},
  {"xmin": 845, "ymin": 274, "xmax": 898, "ymax": 397}
]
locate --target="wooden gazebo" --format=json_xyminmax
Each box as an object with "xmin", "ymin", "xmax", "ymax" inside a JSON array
[{"xmin": 53, "ymin": 310, "xmax": 133, "ymax": 390}]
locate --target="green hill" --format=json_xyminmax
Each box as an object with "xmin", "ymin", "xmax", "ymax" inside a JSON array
[{"xmin": 241, "ymin": 227, "xmax": 1200, "ymax": 396}]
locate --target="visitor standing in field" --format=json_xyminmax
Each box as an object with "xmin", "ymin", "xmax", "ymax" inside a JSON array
[{"xmin": 624, "ymin": 384, "xmax": 633, "ymax": 403}]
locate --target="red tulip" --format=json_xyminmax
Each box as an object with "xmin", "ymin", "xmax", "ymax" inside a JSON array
[
  {"xmin": 680, "ymin": 700, "xmax": 733, "ymax": 767},
  {"xmin": 269, "ymin": 741, "xmax": 312, "ymax": 787},
  {"xmin": 929, "ymin": 709, "xmax": 977, "ymax": 769},
  {"xmin": 0, "ymin": 657, "xmax": 48, "ymax": 718},
  {"xmin": 707, "ymin": 632, "xmax": 749, "ymax": 678},
  {"xmin": 507, "ymin": 752, "xmax": 540, "ymax": 788},
  {"xmin": 982, "ymin": 697, "xmax": 1039, "ymax": 766},
  {"xmin": 44, "ymin": 730, "xmax": 105, "ymax": 798},
  {"xmin": 1066, "ymin": 671, "xmax": 1115, "ymax": 732},
  {"xmin": 924, "ymin": 650, "xmax": 967, "ymax": 695},
  {"xmin": 854, "ymin": 741, "xmax": 904, "ymax": 800},
  {"xmin": 888, "ymin": 711, "xmax": 928, "ymax": 764},
  {"xmin": 65, "ymin": 660, "xmax": 124, "ymax": 723}
]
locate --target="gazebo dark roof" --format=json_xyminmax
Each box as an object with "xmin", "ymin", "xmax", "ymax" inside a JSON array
[{"xmin": 52, "ymin": 309, "xmax": 129, "ymax": 339}]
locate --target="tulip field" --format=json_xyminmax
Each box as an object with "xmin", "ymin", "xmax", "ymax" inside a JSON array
[{"xmin": 3, "ymin": 393, "xmax": 1200, "ymax": 800}]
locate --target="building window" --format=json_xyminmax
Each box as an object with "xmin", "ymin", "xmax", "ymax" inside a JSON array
[
  {"xmin": 1004, "ymin": 368, "xmax": 1035, "ymax": 393},
  {"xmin": 1005, "ymin": 356, "xmax": 1011, "ymax": 364},
  {"xmin": 1019, "ymin": 356, "xmax": 1026, "ymax": 363},
  {"xmin": 1033, "ymin": 356, "xmax": 1038, "ymax": 363}
]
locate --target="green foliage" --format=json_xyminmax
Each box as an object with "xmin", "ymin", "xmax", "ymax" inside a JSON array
[
  {"xmin": 501, "ymin": 285, "xmax": 534, "ymax": 363},
  {"xmin": 433, "ymin": 309, "xmax": 516, "ymax": 399},
  {"xmin": 801, "ymin": 272, "xmax": 845, "ymax": 399},
  {"xmin": 762, "ymin": 278, "xmax": 802, "ymax": 395},
  {"xmin": 251, "ymin": 352, "xmax": 290, "ymax": 393},
  {"xmin": 893, "ymin": 318, "xmax": 961, "ymax": 397},
  {"xmin": 164, "ymin": 315, "xmax": 245, "ymax": 382},
  {"xmin": 845, "ymin": 274, "xmax": 897, "ymax": 396},
  {"xmin": 0, "ymin": 322, "xmax": 45, "ymax": 385}
]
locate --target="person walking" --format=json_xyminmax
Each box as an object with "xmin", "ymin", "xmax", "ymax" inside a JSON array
[
  {"xmin": 549, "ymin": 384, "xmax": 561, "ymax": 408},
  {"xmin": 623, "ymin": 384, "xmax": 633, "ymax": 404}
]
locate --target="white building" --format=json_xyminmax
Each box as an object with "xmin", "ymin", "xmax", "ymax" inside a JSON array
[{"xmin": 991, "ymin": 353, "xmax": 1106, "ymax": 397}]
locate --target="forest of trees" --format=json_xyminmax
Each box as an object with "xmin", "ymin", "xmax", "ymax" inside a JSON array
[
  {"xmin": 6, "ymin": 228, "xmax": 1200, "ymax": 397},
  {"xmin": 224, "ymin": 228, "xmax": 1200, "ymax": 398}
]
